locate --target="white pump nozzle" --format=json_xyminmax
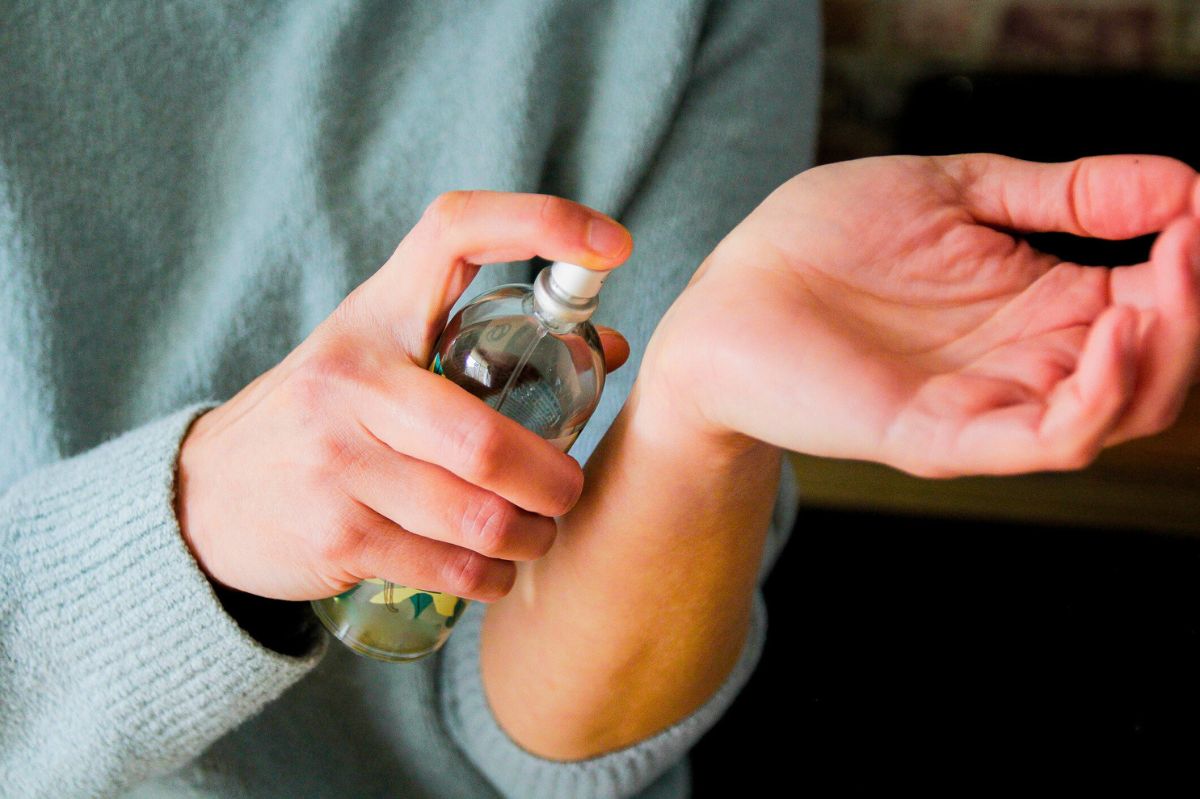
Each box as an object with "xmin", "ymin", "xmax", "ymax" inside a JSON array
[
  {"xmin": 533, "ymin": 261, "xmax": 606, "ymax": 325},
  {"xmin": 548, "ymin": 261, "xmax": 607, "ymax": 300}
]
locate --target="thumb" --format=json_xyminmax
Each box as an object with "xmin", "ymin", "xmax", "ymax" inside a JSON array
[{"xmin": 350, "ymin": 191, "xmax": 631, "ymax": 359}]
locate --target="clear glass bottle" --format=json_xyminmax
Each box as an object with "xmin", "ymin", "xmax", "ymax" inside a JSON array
[{"xmin": 311, "ymin": 262, "xmax": 610, "ymax": 662}]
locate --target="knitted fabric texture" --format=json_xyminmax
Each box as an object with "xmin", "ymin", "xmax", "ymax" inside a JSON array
[{"xmin": 0, "ymin": 1, "xmax": 820, "ymax": 796}]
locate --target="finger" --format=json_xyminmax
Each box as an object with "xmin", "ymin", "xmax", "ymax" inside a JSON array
[
  {"xmin": 595, "ymin": 325, "xmax": 630, "ymax": 372},
  {"xmin": 938, "ymin": 306, "xmax": 1138, "ymax": 476},
  {"xmin": 1106, "ymin": 216, "xmax": 1200, "ymax": 444},
  {"xmin": 356, "ymin": 365, "xmax": 585, "ymax": 517},
  {"xmin": 942, "ymin": 153, "xmax": 1196, "ymax": 239},
  {"xmin": 1110, "ymin": 216, "xmax": 1200, "ymax": 313},
  {"xmin": 349, "ymin": 508, "xmax": 517, "ymax": 602},
  {"xmin": 958, "ymin": 326, "xmax": 1087, "ymax": 397},
  {"xmin": 346, "ymin": 440, "xmax": 557, "ymax": 561},
  {"xmin": 357, "ymin": 191, "xmax": 632, "ymax": 355},
  {"xmin": 1037, "ymin": 305, "xmax": 1139, "ymax": 466}
]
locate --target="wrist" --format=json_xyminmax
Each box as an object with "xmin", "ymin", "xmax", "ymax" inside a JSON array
[
  {"xmin": 634, "ymin": 266, "xmax": 782, "ymax": 464},
  {"xmin": 628, "ymin": 367, "xmax": 779, "ymax": 467},
  {"xmin": 174, "ymin": 412, "xmax": 209, "ymax": 573}
]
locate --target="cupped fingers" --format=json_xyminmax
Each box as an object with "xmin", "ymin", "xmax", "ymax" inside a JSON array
[
  {"xmin": 932, "ymin": 307, "xmax": 1139, "ymax": 477},
  {"xmin": 1036, "ymin": 305, "xmax": 1140, "ymax": 466},
  {"xmin": 345, "ymin": 439, "xmax": 557, "ymax": 561},
  {"xmin": 337, "ymin": 507, "xmax": 517, "ymax": 602},
  {"xmin": 1105, "ymin": 216, "xmax": 1200, "ymax": 444}
]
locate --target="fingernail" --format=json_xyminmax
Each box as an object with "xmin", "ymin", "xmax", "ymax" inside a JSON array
[{"xmin": 586, "ymin": 217, "xmax": 631, "ymax": 258}]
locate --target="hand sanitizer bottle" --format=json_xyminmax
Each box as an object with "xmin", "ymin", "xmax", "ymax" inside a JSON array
[{"xmin": 311, "ymin": 261, "xmax": 610, "ymax": 661}]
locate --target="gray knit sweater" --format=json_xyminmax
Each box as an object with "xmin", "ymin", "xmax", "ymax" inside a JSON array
[{"xmin": 0, "ymin": 2, "xmax": 819, "ymax": 797}]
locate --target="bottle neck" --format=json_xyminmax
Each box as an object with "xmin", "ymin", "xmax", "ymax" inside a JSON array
[
  {"xmin": 534, "ymin": 306, "xmax": 580, "ymax": 334},
  {"xmin": 532, "ymin": 267, "xmax": 597, "ymax": 332},
  {"xmin": 525, "ymin": 294, "xmax": 580, "ymax": 335}
]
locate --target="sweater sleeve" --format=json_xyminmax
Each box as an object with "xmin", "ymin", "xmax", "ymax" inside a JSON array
[
  {"xmin": 439, "ymin": 1, "xmax": 819, "ymax": 796},
  {"xmin": 0, "ymin": 404, "xmax": 326, "ymax": 798}
]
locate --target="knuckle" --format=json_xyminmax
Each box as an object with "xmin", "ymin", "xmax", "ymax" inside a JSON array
[
  {"xmin": 313, "ymin": 428, "xmax": 364, "ymax": 475},
  {"xmin": 282, "ymin": 368, "xmax": 326, "ymax": 419},
  {"xmin": 287, "ymin": 345, "xmax": 361, "ymax": 414},
  {"xmin": 315, "ymin": 509, "xmax": 367, "ymax": 564},
  {"xmin": 462, "ymin": 495, "xmax": 516, "ymax": 556},
  {"xmin": 535, "ymin": 194, "xmax": 573, "ymax": 228},
  {"xmin": 306, "ymin": 345, "xmax": 362, "ymax": 387},
  {"xmin": 422, "ymin": 191, "xmax": 475, "ymax": 236},
  {"xmin": 454, "ymin": 417, "xmax": 505, "ymax": 483}
]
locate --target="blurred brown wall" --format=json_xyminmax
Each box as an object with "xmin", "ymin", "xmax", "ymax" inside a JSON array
[{"xmin": 821, "ymin": 0, "xmax": 1200, "ymax": 163}]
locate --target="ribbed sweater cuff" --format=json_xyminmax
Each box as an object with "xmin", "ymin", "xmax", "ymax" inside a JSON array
[
  {"xmin": 439, "ymin": 592, "xmax": 768, "ymax": 799},
  {"xmin": 2, "ymin": 404, "xmax": 325, "ymax": 792}
]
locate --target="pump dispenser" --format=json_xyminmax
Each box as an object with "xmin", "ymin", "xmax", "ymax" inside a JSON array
[
  {"xmin": 534, "ymin": 261, "xmax": 607, "ymax": 324},
  {"xmin": 312, "ymin": 262, "xmax": 610, "ymax": 661}
]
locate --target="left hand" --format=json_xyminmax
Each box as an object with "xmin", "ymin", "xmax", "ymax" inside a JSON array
[{"xmin": 639, "ymin": 154, "xmax": 1200, "ymax": 477}]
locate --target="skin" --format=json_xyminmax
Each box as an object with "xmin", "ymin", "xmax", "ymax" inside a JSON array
[
  {"xmin": 179, "ymin": 154, "xmax": 1200, "ymax": 760},
  {"xmin": 661, "ymin": 154, "xmax": 1200, "ymax": 474},
  {"xmin": 481, "ymin": 154, "xmax": 1200, "ymax": 759},
  {"xmin": 177, "ymin": 191, "xmax": 633, "ymax": 603}
]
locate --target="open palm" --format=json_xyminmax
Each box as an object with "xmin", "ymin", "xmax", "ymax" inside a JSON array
[{"xmin": 650, "ymin": 155, "xmax": 1200, "ymax": 476}]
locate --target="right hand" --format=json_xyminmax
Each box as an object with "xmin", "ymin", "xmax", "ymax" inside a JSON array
[{"xmin": 175, "ymin": 191, "xmax": 633, "ymax": 602}]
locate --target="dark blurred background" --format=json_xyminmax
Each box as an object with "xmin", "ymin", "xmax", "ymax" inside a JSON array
[{"xmin": 691, "ymin": 1, "xmax": 1200, "ymax": 791}]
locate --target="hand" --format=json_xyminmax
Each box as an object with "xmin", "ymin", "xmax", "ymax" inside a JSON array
[
  {"xmin": 640, "ymin": 154, "xmax": 1200, "ymax": 477},
  {"xmin": 176, "ymin": 191, "xmax": 632, "ymax": 601}
]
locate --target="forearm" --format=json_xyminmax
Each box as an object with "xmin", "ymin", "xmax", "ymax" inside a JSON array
[
  {"xmin": 467, "ymin": 2, "xmax": 818, "ymax": 762},
  {"xmin": 480, "ymin": 378, "xmax": 781, "ymax": 760}
]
